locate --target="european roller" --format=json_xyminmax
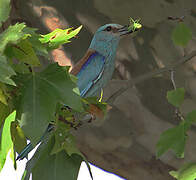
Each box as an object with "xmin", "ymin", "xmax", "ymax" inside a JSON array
[{"xmin": 17, "ymin": 23, "xmax": 138, "ymax": 160}]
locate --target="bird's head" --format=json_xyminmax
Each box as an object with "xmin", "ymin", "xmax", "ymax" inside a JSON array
[{"xmin": 89, "ymin": 24, "xmax": 135, "ymax": 56}]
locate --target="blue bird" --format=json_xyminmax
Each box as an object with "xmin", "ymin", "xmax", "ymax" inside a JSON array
[
  {"xmin": 17, "ymin": 23, "xmax": 136, "ymax": 160},
  {"xmin": 71, "ymin": 24, "xmax": 134, "ymax": 97}
]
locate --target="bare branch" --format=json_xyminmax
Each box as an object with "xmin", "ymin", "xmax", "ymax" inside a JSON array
[{"xmin": 107, "ymin": 50, "xmax": 196, "ymax": 104}]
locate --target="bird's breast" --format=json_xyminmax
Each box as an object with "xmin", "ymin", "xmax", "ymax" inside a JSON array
[{"xmin": 85, "ymin": 54, "xmax": 116, "ymax": 97}]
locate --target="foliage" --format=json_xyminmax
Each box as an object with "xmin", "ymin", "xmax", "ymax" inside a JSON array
[
  {"xmin": 156, "ymin": 121, "xmax": 187, "ymax": 158},
  {"xmin": 157, "ymin": 88, "xmax": 196, "ymax": 159},
  {"xmin": 172, "ymin": 22, "xmax": 192, "ymax": 47},
  {"xmin": 0, "ymin": 1, "xmax": 195, "ymax": 180},
  {"xmin": 169, "ymin": 162, "xmax": 196, "ymax": 180},
  {"xmin": 167, "ymin": 88, "xmax": 185, "ymax": 108},
  {"xmin": 0, "ymin": 55, "xmax": 16, "ymax": 86},
  {"xmin": 156, "ymin": 19, "xmax": 195, "ymax": 178},
  {"xmin": 22, "ymin": 136, "xmax": 83, "ymax": 180},
  {"xmin": 0, "ymin": 23, "xmax": 27, "ymax": 54},
  {"xmin": 0, "ymin": 1, "xmax": 106, "ymax": 179},
  {"xmin": 10, "ymin": 121, "xmax": 27, "ymax": 154},
  {"xmin": 0, "ymin": 111, "xmax": 15, "ymax": 171},
  {"xmin": 0, "ymin": 0, "xmax": 10, "ymax": 27},
  {"xmin": 17, "ymin": 64, "xmax": 83, "ymax": 145},
  {"xmin": 39, "ymin": 25, "xmax": 82, "ymax": 49}
]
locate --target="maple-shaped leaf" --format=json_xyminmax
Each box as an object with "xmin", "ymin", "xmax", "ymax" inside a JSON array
[
  {"xmin": 0, "ymin": 23, "xmax": 26, "ymax": 54},
  {"xmin": 18, "ymin": 63, "xmax": 83, "ymax": 145},
  {"xmin": 51, "ymin": 121, "xmax": 93, "ymax": 180},
  {"xmin": 22, "ymin": 27, "xmax": 48, "ymax": 56},
  {"xmin": 22, "ymin": 136, "xmax": 83, "ymax": 180},
  {"xmin": 156, "ymin": 122, "xmax": 187, "ymax": 158},
  {"xmin": 5, "ymin": 39, "xmax": 40, "ymax": 67},
  {"xmin": 39, "ymin": 25, "xmax": 82, "ymax": 49},
  {"xmin": 51, "ymin": 121, "xmax": 81, "ymax": 156}
]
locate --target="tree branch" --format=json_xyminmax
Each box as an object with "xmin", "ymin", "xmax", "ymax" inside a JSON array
[{"xmin": 107, "ymin": 50, "xmax": 196, "ymax": 104}]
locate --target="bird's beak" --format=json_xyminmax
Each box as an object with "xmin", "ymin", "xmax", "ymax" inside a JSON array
[{"xmin": 118, "ymin": 25, "xmax": 139, "ymax": 36}]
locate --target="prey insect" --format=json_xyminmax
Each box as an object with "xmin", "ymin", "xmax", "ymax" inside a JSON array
[{"xmin": 128, "ymin": 18, "xmax": 142, "ymax": 32}]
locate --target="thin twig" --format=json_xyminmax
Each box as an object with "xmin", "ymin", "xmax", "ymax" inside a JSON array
[
  {"xmin": 170, "ymin": 70, "xmax": 176, "ymax": 90},
  {"xmin": 170, "ymin": 70, "xmax": 182, "ymax": 120},
  {"xmin": 107, "ymin": 50, "xmax": 196, "ymax": 104},
  {"xmin": 170, "ymin": 67, "xmax": 186, "ymax": 121}
]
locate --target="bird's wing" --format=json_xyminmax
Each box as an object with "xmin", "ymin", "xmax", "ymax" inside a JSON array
[{"xmin": 70, "ymin": 50, "xmax": 105, "ymax": 97}]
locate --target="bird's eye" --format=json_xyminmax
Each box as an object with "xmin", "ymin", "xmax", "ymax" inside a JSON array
[{"xmin": 105, "ymin": 26, "xmax": 112, "ymax": 31}]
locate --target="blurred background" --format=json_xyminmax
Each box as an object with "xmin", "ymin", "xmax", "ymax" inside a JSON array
[{"xmin": 10, "ymin": 0, "xmax": 196, "ymax": 179}]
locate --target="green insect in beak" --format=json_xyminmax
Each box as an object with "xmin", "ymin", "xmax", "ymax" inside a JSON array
[{"xmin": 128, "ymin": 18, "xmax": 142, "ymax": 32}]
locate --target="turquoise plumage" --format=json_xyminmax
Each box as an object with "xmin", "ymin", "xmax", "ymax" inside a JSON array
[
  {"xmin": 76, "ymin": 51, "xmax": 105, "ymax": 97},
  {"xmin": 17, "ymin": 23, "xmax": 135, "ymax": 160}
]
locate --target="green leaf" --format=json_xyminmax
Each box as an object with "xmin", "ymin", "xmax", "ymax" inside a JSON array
[
  {"xmin": 0, "ymin": 102, "xmax": 10, "ymax": 128},
  {"xmin": 21, "ymin": 124, "xmax": 53, "ymax": 180},
  {"xmin": 169, "ymin": 162, "xmax": 196, "ymax": 180},
  {"xmin": 0, "ymin": 0, "xmax": 11, "ymax": 27},
  {"xmin": 10, "ymin": 121, "xmax": 27, "ymax": 154},
  {"xmin": 184, "ymin": 110, "xmax": 196, "ymax": 131},
  {"xmin": 51, "ymin": 122, "xmax": 81, "ymax": 156},
  {"xmin": 22, "ymin": 27, "xmax": 48, "ymax": 56},
  {"xmin": 0, "ymin": 88, "xmax": 7, "ymax": 105},
  {"xmin": 39, "ymin": 25, "xmax": 82, "ymax": 49},
  {"xmin": 33, "ymin": 152, "xmax": 82, "ymax": 180},
  {"xmin": 51, "ymin": 121, "xmax": 93, "ymax": 180},
  {"xmin": 11, "ymin": 62, "xmax": 31, "ymax": 74},
  {"xmin": 61, "ymin": 25, "xmax": 82, "ymax": 43},
  {"xmin": 0, "ymin": 55, "xmax": 16, "ymax": 86},
  {"xmin": 167, "ymin": 88, "xmax": 185, "ymax": 107},
  {"xmin": 39, "ymin": 29, "xmax": 70, "ymax": 44},
  {"xmin": 18, "ymin": 63, "xmax": 83, "ymax": 145},
  {"xmin": 0, "ymin": 82, "xmax": 10, "ymax": 104},
  {"xmin": 23, "ymin": 136, "xmax": 83, "ymax": 180},
  {"xmin": 172, "ymin": 23, "xmax": 192, "ymax": 47},
  {"xmin": 0, "ymin": 23, "xmax": 26, "ymax": 54},
  {"xmin": 0, "ymin": 111, "xmax": 16, "ymax": 171},
  {"xmin": 5, "ymin": 39, "xmax": 40, "ymax": 66},
  {"xmin": 156, "ymin": 122, "xmax": 187, "ymax": 158}
]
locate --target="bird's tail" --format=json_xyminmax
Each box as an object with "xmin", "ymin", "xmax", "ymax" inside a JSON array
[
  {"xmin": 16, "ymin": 124, "xmax": 54, "ymax": 161},
  {"xmin": 16, "ymin": 143, "xmax": 34, "ymax": 161}
]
